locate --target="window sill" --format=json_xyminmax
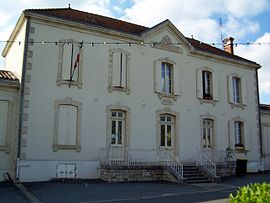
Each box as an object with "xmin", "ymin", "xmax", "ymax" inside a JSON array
[
  {"xmin": 230, "ymin": 102, "xmax": 245, "ymax": 109},
  {"xmin": 157, "ymin": 93, "xmax": 177, "ymax": 105},
  {"xmin": 198, "ymin": 98, "xmax": 217, "ymax": 106},
  {"xmin": 108, "ymin": 86, "xmax": 130, "ymax": 94},
  {"xmin": 56, "ymin": 80, "xmax": 82, "ymax": 88},
  {"xmin": 52, "ymin": 144, "xmax": 81, "ymax": 152}
]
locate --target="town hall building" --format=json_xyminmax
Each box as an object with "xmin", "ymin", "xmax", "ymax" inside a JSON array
[{"xmin": 0, "ymin": 7, "xmax": 267, "ymax": 182}]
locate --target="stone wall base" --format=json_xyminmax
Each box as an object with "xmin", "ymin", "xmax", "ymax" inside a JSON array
[{"xmin": 100, "ymin": 164, "xmax": 178, "ymax": 183}]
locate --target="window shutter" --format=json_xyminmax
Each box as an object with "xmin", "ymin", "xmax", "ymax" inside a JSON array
[
  {"xmin": 154, "ymin": 60, "xmax": 162, "ymax": 93},
  {"xmin": 212, "ymin": 71, "xmax": 219, "ymax": 101},
  {"xmin": 62, "ymin": 43, "xmax": 72, "ymax": 80},
  {"xmin": 241, "ymin": 78, "xmax": 247, "ymax": 105},
  {"xmin": 227, "ymin": 75, "xmax": 233, "ymax": 103},
  {"xmin": 174, "ymin": 65, "xmax": 181, "ymax": 95},
  {"xmin": 229, "ymin": 120, "xmax": 235, "ymax": 149},
  {"xmin": 120, "ymin": 53, "xmax": 127, "ymax": 88},
  {"xmin": 244, "ymin": 122, "xmax": 251, "ymax": 150},
  {"xmin": 0, "ymin": 101, "xmax": 8, "ymax": 146},
  {"xmin": 196, "ymin": 68, "xmax": 203, "ymax": 99},
  {"xmin": 58, "ymin": 105, "xmax": 77, "ymax": 145},
  {"xmin": 112, "ymin": 52, "xmax": 121, "ymax": 87}
]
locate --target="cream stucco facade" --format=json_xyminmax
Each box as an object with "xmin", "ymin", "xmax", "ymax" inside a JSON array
[{"xmin": 1, "ymin": 8, "xmax": 263, "ymax": 182}]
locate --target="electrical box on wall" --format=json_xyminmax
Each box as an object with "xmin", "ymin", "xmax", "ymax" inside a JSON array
[{"xmin": 57, "ymin": 163, "xmax": 76, "ymax": 179}]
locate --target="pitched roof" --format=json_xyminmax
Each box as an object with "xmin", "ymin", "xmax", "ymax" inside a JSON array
[
  {"xmin": 260, "ymin": 104, "xmax": 270, "ymax": 111},
  {"xmin": 24, "ymin": 8, "xmax": 259, "ymax": 66},
  {"xmin": 25, "ymin": 8, "xmax": 148, "ymax": 36},
  {"xmin": 0, "ymin": 70, "xmax": 18, "ymax": 81}
]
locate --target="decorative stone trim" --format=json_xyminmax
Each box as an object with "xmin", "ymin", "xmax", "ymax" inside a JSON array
[
  {"xmin": 53, "ymin": 97, "xmax": 82, "ymax": 152},
  {"xmin": 0, "ymin": 98, "xmax": 15, "ymax": 154},
  {"xmin": 56, "ymin": 39, "xmax": 83, "ymax": 88},
  {"xmin": 108, "ymin": 48, "xmax": 130, "ymax": 94},
  {"xmin": 150, "ymin": 35, "xmax": 184, "ymax": 54}
]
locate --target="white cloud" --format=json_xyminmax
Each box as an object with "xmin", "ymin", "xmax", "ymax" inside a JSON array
[
  {"xmin": 225, "ymin": 0, "xmax": 270, "ymax": 18},
  {"xmin": 235, "ymin": 33, "xmax": 270, "ymax": 103}
]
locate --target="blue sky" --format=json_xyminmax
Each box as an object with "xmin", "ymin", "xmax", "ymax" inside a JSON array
[{"xmin": 0, "ymin": 0, "xmax": 269, "ymax": 103}]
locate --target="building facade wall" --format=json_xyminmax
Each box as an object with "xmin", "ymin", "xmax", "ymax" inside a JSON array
[
  {"xmin": 261, "ymin": 108, "xmax": 270, "ymax": 170},
  {"xmin": 4, "ymin": 17, "xmax": 261, "ymax": 181}
]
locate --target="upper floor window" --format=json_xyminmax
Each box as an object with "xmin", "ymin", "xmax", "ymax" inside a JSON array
[
  {"xmin": 234, "ymin": 121, "xmax": 244, "ymax": 149},
  {"xmin": 161, "ymin": 62, "xmax": 173, "ymax": 94},
  {"xmin": 202, "ymin": 71, "xmax": 213, "ymax": 100},
  {"xmin": 228, "ymin": 74, "xmax": 247, "ymax": 106},
  {"xmin": 232, "ymin": 77, "xmax": 241, "ymax": 103},
  {"xmin": 196, "ymin": 68, "xmax": 219, "ymax": 102},
  {"xmin": 57, "ymin": 40, "xmax": 83, "ymax": 88},
  {"xmin": 108, "ymin": 48, "xmax": 130, "ymax": 94},
  {"xmin": 154, "ymin": 58, "xmax": 180, "ymax": 99}
]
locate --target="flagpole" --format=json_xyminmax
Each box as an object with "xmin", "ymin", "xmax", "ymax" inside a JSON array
[
  {"xmin": 69, "ymin": 43, "xmax": 74, "ymax": 87},
  {"xmin": 70, "ymin": 41, "xmax": 83, "ymax": 81}
]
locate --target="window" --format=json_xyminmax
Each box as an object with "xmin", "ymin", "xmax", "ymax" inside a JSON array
[
  {"xmin": 234, "ymin": 121, "xmax": 244, "ymax": 148},
  {"xmin": 0, "ymin": 101, "xmax": 8, "ymax": 147},
  {"xmin": 108, "ymin": 48, "xmax": 130, "ymax": 93},
  {"xmin": 196, "ymin": 68, "xmax": 219, "ymax": 101},
  {"xmin": 53, "ymin": 98, "xmax": 82, "ymax": 152},
  {"xmin": 202, "ymin": 119, "xmax": 214, "ymax": 149},
  {"xmin": 154, "ymin": 58, "xmax": 180, "ymax": 98},
  {"xmin": 106, "ymin": 105, "xmax": 130, "ymax": 148},
  {"xmin": 232, "ymin": 77, "xmax": 241, "ymax": 103},
  {"xmin": 110, "ymin": 111, "xmax": 125, "ymax": 146},
  {"xmin": 228, "ymin": 74, "xmax": 247, "ymax": 106},
  {"xmin": 161, "ymin": 63, "xmax": 173, "ymax": 94},
  {"xmin": 202, "ymin": 71, "xmax": 212, "ymax": 99},
  {"xmin": 0, "ymin": 100, "xmax": 12, "ymax": 153},
  {"xmin": 57, "ymin": 40, "xmax": 83, "ymax": 88},
  {"xmin": 159, "ymin": 114, "xmax": 174, "ymax": 148}
]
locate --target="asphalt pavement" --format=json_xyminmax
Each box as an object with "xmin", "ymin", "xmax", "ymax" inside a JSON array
[{"xmin": 1, "ymin": 172, "xmax": 270, "ymax": 203}]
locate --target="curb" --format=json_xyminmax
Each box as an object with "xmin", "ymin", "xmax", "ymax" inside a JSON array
[{"xmin": 15, "ymin": 183, "xmax": 42, "ymax": 203}]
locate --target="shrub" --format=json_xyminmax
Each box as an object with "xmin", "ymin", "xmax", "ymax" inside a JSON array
[{"xmin": 229, "ymin": 182, "xmax": 270, "ymax": 202}]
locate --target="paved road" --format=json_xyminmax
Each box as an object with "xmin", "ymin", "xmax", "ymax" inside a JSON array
[{"xmin": 1, "ymin": 172, "xmax": 270, "ymax": 203}]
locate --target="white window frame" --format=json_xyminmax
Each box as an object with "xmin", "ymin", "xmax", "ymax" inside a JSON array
[
  {"xmin": 228, "ymin": 117, "xmax": 250, "ymax": 151},
  {"xmin": 200, "ymin": 114, "xmax": 216, "ymax": 150},
  {"xmin": 110, "ymin": 110, "xmax": 125, "ymax": 146},
  {"xmin": 154, "ymin": 58, "xmax": 180, "ymax": 102},
  {"xmin": 196, "ymin": 67, "xmax": 219, "ymax": 103},
  {"xmin": 202, "ymin": 118, "xmax": 214, "ymax": 149},
  {"xmin": 228, "ymin": 74, "xmax": 247, "ymax": 107},
  {"xmin": 234, "ymin": 121, "xmax": 244, "ymax": 149},
  {"xmin": 53, "ymin": 97, "xmax": 82, "ymax": 152},
  {"xmin": 156, "ymin": 109, "xmax": 179, "ymax": 156},
  {"xmin": 108, "ymin": 48, "xmax": 130, "ymax": 94},
  {"xmin": 159, "ymin": 114, "xmax": 174, "ymax": 148},
  {"xmin": 106, "ymin": 105, "xmax": 130, "ymax": 148},
  {"xmin": 57, "ymin": 39, "xmax": 83, "ymax": 88}
]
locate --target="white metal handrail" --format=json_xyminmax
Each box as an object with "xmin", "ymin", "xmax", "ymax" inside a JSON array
[
  {"xmin": 164, "ymin": 151, "xmax": 183, "ymax": 179},
  {"xmin": 197, "ymin": 151, "xmax": 217, "ymax": 177},
  {"xmin": 197, "ymin": 150, "xmax": 236, "ymax": 166}
]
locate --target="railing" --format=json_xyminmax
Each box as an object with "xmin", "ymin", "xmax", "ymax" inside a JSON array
[
  {"xmin": 100, "ymin": 147, "xmax": 183, "ymax": 179},
  {"xmin": 164, "ymin": 151, "xmax": 183, "ymax": 179},
  {"xmin": 197, "ymin": 150, "xmax": 236, "ymax": 166},
  {"xmin": 197, "ymin": 151, "xmax": 217, "ymax": 177}
]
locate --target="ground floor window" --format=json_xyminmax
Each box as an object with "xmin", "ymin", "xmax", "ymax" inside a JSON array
[
  {"xmin": 234, "ymin": 121, "xmax": 244, "ymax": 148},
  {"xmin": 202, "ymin": 118, "xmax": 214, "ymax": 149},
  {"xmin": 159, "ymin": 114, "xmax": 175, "ymax": 148},
  {"xmin": 110, "ymin": 110, "xmax": 125, "ymax": 146}
]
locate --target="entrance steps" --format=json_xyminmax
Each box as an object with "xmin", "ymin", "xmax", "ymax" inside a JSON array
[{"xmin": 183, "ymin": 164, "xmax": 212, "ymax": 184}]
